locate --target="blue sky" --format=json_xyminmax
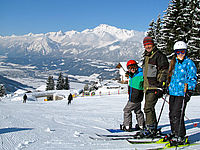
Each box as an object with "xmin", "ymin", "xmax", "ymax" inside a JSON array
[{"xmin": 0, "ymin": 0, "xmax": 170, "ymax": 36}]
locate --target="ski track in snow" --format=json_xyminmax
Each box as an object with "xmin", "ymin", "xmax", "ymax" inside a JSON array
[{"xmin": 0, "ymin": 94, "xmax": 199, "ymax": 149}]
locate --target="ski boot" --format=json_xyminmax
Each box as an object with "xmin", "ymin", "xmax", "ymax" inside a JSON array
[
  {"xmin": 157, "ymin": 133, "xmax": 175, "ymax": 143},
  {"xmin": 138, "ymin": 124, "xmax": 163, "ymax": 139},
  {"xmin": 169, "ymin": 136, "xmax": 189, "ymax": 146},
  {"xmin": 163, "ymin": 133, "xmax": 175, "ymax": 142},
  {"xmin": 135, "ymin": 124, "xmax": 144, "ymax": 130},
  {"xmin": 120, "ymin": 124, "xmax": 132, "ymax": 132}
]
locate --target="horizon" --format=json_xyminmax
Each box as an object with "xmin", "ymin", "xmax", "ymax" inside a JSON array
[
  {"xmin": 0, "ymin": 24, "xmax": 145, "ymax": 37},
  {"xmin": 0, "ymin": 0, "xmax": 170, "ymax": 36}
]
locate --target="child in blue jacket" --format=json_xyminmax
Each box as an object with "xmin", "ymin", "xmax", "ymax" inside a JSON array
[{"xmin": 167, "ymin": 41, "xmax": 197, "ymax": 145}]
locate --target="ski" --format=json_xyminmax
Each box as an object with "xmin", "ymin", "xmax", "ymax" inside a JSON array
[
  {"xmin": 96, "ymin": 133, "xmax": 136, "ymax": 137},
  {"xmin": 94, "ymin": 128, "xmax": 166, "ymax": 140},
  {"xmin": 127, "ymin": 138, "xmax": 168, "ymax": 144},
  {"xmin": 89, "ymin": 136, "xmax": 136, "ymax": 141},
  {"xmin": 146, "ymin": 142, "xmax": 200, "ymax": 150},
  {"xmin": 91, "ymin": 132, "xmax": 165, "ymax": 141},
  {"xmin": 106, "ymin": 127, "xmax": 139, "ymax": 133}
]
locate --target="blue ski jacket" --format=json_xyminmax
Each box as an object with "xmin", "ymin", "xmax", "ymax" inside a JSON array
[{"xmin": 169, "ymin": 57, "xmax": 197, "ymax": 96}]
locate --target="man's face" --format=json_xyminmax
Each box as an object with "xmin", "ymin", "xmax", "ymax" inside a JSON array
[{"xmin": 144, "ymin": 44, "xmax": 154, "ymax": 52}]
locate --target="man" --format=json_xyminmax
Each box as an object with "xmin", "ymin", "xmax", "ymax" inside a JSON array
[
  {"xmin": 23, "ymin": 94, "xmax": 27, "ymax": 103},
  {"xmin": 142, "ymin": 37, "xmax": 169, "ymax": 135},
  {"xmin": 68, "ymin": 93, "xmax": 73, "ymax": 105}
]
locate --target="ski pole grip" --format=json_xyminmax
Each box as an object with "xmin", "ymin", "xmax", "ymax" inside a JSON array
[{"xmin": 184, "ymin": 83, "xmax": 188, "ymax": 93}]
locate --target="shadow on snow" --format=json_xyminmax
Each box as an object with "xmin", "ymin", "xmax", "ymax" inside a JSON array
[
  {"xmin": 0, "ymin": 127, "xmax": 33, "ymax": 134},
  {"xmin": 158, "ymin": 118, "xmax": 200, "ymax": 143}
]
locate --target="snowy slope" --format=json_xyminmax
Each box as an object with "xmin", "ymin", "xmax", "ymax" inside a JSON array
[{"xmin": 0, "ymin": 92, "xmax": 199, "ymax": 150}]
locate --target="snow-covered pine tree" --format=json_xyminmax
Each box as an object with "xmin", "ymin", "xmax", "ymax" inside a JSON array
[
  {"xmin": 147, "ymin": 16, "xmax": 162, "ymax": 48},
  {"xmin": 187, "ymin": 0, "xmax": 200, "ymax": 94},
  {"xmin": 159, "ymin": 1, "xmax": 177, "ymax": 54},
  {"xmin": 64, "ymin": 76, "xmax": 70, "ymax": 90},
  {"xmin": 0, "ymin": 84, "xmax": 6, "ymax": 97},
  {"xmin": 153, "ymin": 0, "xmax": 199, "ymax": 55},
  {"xmin": 154, "ymin": 15, "xmax": 162, "ymax": 49},
  {"xmin": 46, "ymin": 76, "xmax": 55, "ymax": 91},
  {"xmin": 56, "ymin": 73, "xmax": 65, "ymax": 90},
  {"xmin": 147, "ymin": 19, "xmax": 155, "ymax": 38},
  {"xmin": 187, "ymin": 0, "xmax": 200, "ymax": 60}
]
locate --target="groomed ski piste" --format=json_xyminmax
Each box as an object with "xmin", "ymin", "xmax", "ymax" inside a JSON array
[{"xmin": 0, "ymin": 82, "xmax": 199, "ymax": 150}]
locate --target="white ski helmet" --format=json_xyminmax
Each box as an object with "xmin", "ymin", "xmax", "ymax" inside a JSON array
[{"xmin": 173, "ymin": 41, "xmax": 187, "ymax": 50}]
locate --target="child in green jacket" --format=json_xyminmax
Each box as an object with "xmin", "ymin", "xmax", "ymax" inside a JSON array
[{"xmin": 120, "ymin": 60, "xmax": 145, "ymax": 131}]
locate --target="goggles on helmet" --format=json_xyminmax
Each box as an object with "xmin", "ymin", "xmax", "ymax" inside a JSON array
[
  {"xmin": 127, "ymin": 64, "xmax": 138, "ymax": 70},
  {"xmin": 175, "ymin": 49, "xmax": 186, "ymax": 55}
]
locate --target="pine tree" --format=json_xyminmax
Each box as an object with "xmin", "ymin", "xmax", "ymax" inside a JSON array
[
  {"xmin": 0, "ymin": 84, "xmax": 6, "ymax": 97},
  {"xmin": 56, "ymin": 73, "xmax": 65, "ymax": 90},
  {"xmin": 154, "ymin": 15, "xmax": 162, "ymax": 49},
  {"xmin": 159, "ymin": 1, "xmax": 177, "ymax": 54},
  {"xmin": 147, "ymin": 19, "xmax": 155, "ymax": 38},
  {"xmin": 64, "ymin": 76, "xmax": 70, "ymax": 90},
  {"xmin": 188, "ymin": 0, "xmax": 200, "ymax": 60},
  {"xmin": 46, "ymin": 76, "xmax": 55, "ymax": 91}
]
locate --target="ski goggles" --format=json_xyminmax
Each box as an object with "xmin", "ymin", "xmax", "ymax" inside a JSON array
[
  {"xmin": 127, "ymin": 64, "xmax": 138, "ymax": 70},
  {"xmin": 175, "ymin": 49, "xmax": 186, "ymax": 55}
]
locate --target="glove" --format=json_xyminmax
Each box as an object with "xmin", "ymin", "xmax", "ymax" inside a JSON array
[
  {"xmin": 125, "ymin": 71, "xmax": 133, "ymax": 78},
  {"xmin": 158, "ymin": 81, "xmax": 166, "ymax": 88},
  {"xmin": 125, "ymin": 71, "xmax": 130, "ymax": 78},
  {"xmin": 155, "ymin": 89, "xmax": 163, "ymax": 98},
  {"xmin": 162, "ymin": 86, "xmax": 169, "ymax": 95},
  {"xmin": 185, "ymin": 90, "xmax": 193, "ymax": 102}
]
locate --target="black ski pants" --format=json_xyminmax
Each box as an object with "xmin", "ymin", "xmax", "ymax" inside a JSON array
[{"xmin": 169, "ymin": 95, "xmax": 187, "ymax": 137}]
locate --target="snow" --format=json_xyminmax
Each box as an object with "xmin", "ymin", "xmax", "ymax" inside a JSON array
[{"xmin": 0, "ymin": 90, "xmax": 200, "ymax": 149}]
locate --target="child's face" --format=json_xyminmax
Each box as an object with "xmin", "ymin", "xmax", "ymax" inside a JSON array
[
  {"xmin": 128, "ymin": 67, "xmax": 137, "ymax": 73},
  {"xmin": 176, "ymin": 50, "xmax": 186, "ymax": 60}
]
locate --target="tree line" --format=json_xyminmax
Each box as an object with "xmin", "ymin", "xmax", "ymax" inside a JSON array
[{"xmin": 46, "ymin": 72, "xmax": 70, "ymax": 91}]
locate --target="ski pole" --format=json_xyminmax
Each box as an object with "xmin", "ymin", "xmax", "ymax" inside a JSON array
[
  {"xmin": 161, "ymin": 95, "xmax": 199, "ymax": 127},
  {"xmin": 156, "ymin": 94, "xmax": 168, "ymax": 129}
]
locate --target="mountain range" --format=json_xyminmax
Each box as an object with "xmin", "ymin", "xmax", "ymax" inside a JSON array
[
  {"xmin": 0, "ymin": 24, "xmax": 145, "ymax": 62},
  {"xmin": 0, "ymin": 24, "xmax": 146, "ymax": 92}
]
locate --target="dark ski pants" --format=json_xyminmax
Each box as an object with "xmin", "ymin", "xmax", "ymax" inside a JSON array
[
  {"xmin": 123, "ymin": 101, "xmax": 144, "ymax": 127},
  {"xmin": 169, "ymin": 95, "xmax": 187, "ymax": 137},
  {"xmin": 144, "ymin": 91, "xmax": 158, "ymax": 126}
]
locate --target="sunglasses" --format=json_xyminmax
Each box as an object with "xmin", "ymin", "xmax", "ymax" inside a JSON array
[
  {"xmin": 175, "ymin": 49, "xmax": 186, "ymax": 55},
  {"xmin": 127, "ymin": 65, "xmax": 138, "ymax": 70}
]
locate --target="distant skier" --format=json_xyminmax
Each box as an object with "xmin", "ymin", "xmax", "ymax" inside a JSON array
[
  {"xmin": 166, "ymin": 41, "xmax": 197, "ymax": 145},
  {"xmin": 23, "ymin": 94, "xmax": 27, "ymax": 103},
  {"xmin": 68, "ymin": 93, "xmax": 73, "ymax": 105},
  {"xmin": 120, "ymin": 60, "xmax": 145, "ymax": 132}
]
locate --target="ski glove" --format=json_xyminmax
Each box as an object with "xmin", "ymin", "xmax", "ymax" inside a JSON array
[
  {"xmin": 155, "ymin": 89, "xmax": 163, "ymax": 98},
  {"xmin": 185, "ymin": 90, "xmax": 193, "ymax": 102},
  {"xmin": 125, "ymin": 71, "xmax": 134, "ymax": 78}
]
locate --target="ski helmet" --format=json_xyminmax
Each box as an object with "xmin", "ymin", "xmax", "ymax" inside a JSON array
[
  {"xmin": 173, "ymin": 41, "xmax": 187, "ymax": 50},
  {"xmin": 126, "ymin": 60, "xmax": 137, "ymax": 68}
]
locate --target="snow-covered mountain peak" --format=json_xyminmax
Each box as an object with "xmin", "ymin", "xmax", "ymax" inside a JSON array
[
  {"xmin": 65, "ymin": 30, "xmax": 80, "ymax": 37},
  {"xmin": 82, "ymin": 24, "xmax": 136, "ymax": 41}
]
